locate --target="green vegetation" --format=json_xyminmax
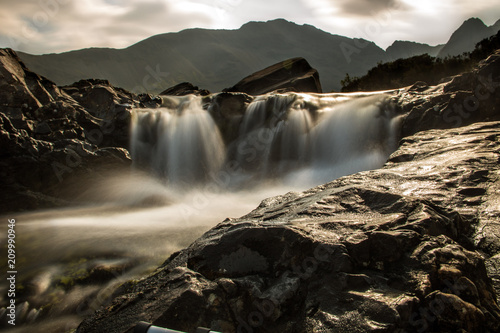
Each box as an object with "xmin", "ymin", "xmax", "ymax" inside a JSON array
[
  {"xmin": 56, "ymin": 258, "xmax": 91, "ymax": 289},
  {"xmin": 341, "ymin": 31, "xmax": 500, "ymax": 92}
]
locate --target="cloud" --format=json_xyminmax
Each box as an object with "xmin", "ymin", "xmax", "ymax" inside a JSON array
[
  {"xmin": 337, "ymin": 0, "xmax": 401, "ymax": 17},
  {"xmin": 0, "ymin": 0, "xmax": 498, "ymax": 53},
  {"xmin": 301, "ymin": 0, "xmax": 407, "ymax": 17},
  {"xmin": 0, "ymin": 0, "xmax": 219, "ymax": 54},
  {"xmin": 300, "ymin": 0, "xmax": 500, "ymax": 48}
]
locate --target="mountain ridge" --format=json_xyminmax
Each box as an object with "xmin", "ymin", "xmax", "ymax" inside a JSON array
[
  {"xmin": 386, "ymin": 40, "xmax": 444, "ymax": 60},
  {"xmin": 437, "ymin": 17, "xmax": 500, "ymax": 57},
  {"xmin": 16, "ymin": 17, "xmax": 500, "ymax": 93}
]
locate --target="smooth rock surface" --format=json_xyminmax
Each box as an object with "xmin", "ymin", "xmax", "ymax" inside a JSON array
[
  {"xmin": 224, "ymin": 57, "xmax": 322, "ymax": 95},
  {"xmin": 77, "ymin": 120, "xmax": 500, "ymax": 333},
  {"xmin": 159, "ymin": 82, "xmax": 210, "ymax": 96}
]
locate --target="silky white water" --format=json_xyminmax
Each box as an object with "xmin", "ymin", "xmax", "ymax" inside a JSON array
[
  {"xmin": 131, "ymin": 93, "xmax": 399, "ymax": 188},
  {"xmin": 0, "ymin": 91, "xmax": 401, "ymax": 332}
]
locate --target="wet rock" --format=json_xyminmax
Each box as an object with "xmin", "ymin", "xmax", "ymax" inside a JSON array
[
  {"xmin": 78, "ymin": 120, "xmax": 500, "ymax": 332},
  {"xmin": 34, "ymin": 121, "xmax": 51, "ymax": 134},
  {"xmin": 26, "ymin": 308, "xmax": 40, "ymax": 323},
  {"xmin": 207, "ymin": 92, "xmax": 254, "ymax": 143},
  {"xmin": 159, "ymin": 82, "xmax": 210, "ymax": 96},
  {"xmin": 61, "ymin": 79, "xmax": 139, "ymax": 148},
  {"xmin": 408, "ymin": 81, "xmax": 429, "ymax": 92},
  {"xmin": 459, "ymin": 187, "xmax": 487, "ymax": 196},
  {"xmin": 398, "ymin": 49, "xmax": 500, "ymax": 137},
  {"xmin": 15, "ymin": 301, "xmax": 30, "ymax": 323},
  {"xmin": 0, "ymin": 48, "xmax": 51, "ymax": 112},
  {"xmin": 224, "ymin": 57, "xmax": 322, "ymax": 95},
  {"xmin": 419, "ymin": 291, "xmax": 485, "ymax": 332},
  {"xmin": 62, "ymin": 79, "xmax": 137, "ymax": 119},
  {"xmin": 0, "ymin": 49, "xmax": 133, "ymax": 213},
  {"xmin": 138, "ymin": 93, "xmax": 162, "ymax": 108}
]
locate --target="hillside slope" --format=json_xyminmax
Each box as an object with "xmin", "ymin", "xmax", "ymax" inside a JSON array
[
  {"xmin": 18, "ymin": 19, "xmax": 386, "ymax": 93},
  {"xmin": 438, "ymin": 18, "xmax": 500, "ymax": 57},
  {"xmin": 17, "ymin": 18, "xmax": 500, "ymax": 94},
  {"xmin": 386, "ymin": 41, "xmax": 443, "ymax": 60}
]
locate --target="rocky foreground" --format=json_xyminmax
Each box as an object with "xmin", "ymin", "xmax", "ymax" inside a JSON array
[
  {"xmin": 0, "ymin": 48, "xmax": 136, "ymax": 212},
  {"xmin": 1, "ymin": 47, "xmax": 500, "ymax": 332},
  {"xmin": 77, "ymin": 122, "xmax": 500, "ymax": 333},
  {"xmin": 76, "ymin": 53, "xmax": 500, "ymax": 332}
]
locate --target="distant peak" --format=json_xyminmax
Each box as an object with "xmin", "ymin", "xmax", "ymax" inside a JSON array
[
  {"xmin": 240, "ymin": 19, "xmax": 297, "ymax": 28},
  {"xmin": 460, "ymin": 17, "xmax": 487, "ymax": 29},
  {"xmin": 267, "ymin": 18, "xmax": 293, "ymax": 24},
  {"xmin": 445, "ymin": 17, "xmax": 489, "ymax": 42},
  {"xmin": 465, "ymin": 17, "xmax": 483, "ymax": 22},
  {"xmin": 389, "ymin": 40, "xmax": 429, "ymax": 46}
]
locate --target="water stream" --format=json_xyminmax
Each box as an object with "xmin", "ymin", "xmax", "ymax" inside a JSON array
[{"xmin": 0, "ymin": 91, "xmax": 401, "ymax": 332}]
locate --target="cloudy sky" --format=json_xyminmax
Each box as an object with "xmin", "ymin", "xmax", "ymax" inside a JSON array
[{"xmin": 0, "ymin": 0, "xmax": 499, "ymax": 54}]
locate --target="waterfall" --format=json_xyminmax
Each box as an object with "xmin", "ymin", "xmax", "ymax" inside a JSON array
[
  {"xmin": 130, "ymin": 95, "xmax": 225, "ymax": 186},
  {"xmin": 14, "ymin": 91, "xmax": 401, "ymax": 331},
  {"xmin": 131, "ymin": 92, "xmax": 400, "ymax": 188},
  {"xmin": 306, "ymin": 94, "xmax": 398, "ymax": 182},
  {"xmin": 233, "ymin": 92, "xmax": 399, "ymax": 185}
]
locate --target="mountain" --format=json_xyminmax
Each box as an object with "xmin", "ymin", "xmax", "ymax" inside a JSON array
[
  {"xmin": 493, "ymin": 18, "xmax": 500, "ymax": 32},
  {"xmin": 15, "ymin": 18, "xmax": 500, "ymax": 94},
  {"xmin": 386, "ymin": 41, "xmax": 444, "ymax": 60},
  {"xmin": 438, "ymin": 17, "xmax": 500, "ymax": 57},
  {"xmin": 17, "ymin": 19, "xmax": 387, "ymax": 93},
  {"xmin": 386, "ymin": 18, "xmax": 500, "ymax": 61}
]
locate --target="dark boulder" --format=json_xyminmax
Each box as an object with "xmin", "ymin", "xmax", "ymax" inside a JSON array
[
  {"xmin": 0, "ymin": 49, "xmax": 103, "ymax": 144},
  {"xmin": 224, "ymin": 57, "xmax": 323, "ymax": 95},
  {"xmin": 0, "ymin": 109, "xmax": 131, "ymax": 213},
  {"xmin": 138, "ymin": 93, "xmax": 163, "ymax": 108},
  {"xmin": 62, "ymin": 79, "xmax": 137, "ymax": 119},
  {"xmin": 207, "ymin": 92, "xmax": 254, "ymax": 143},
  {"xmin": 0, "ymin": 49, "xmax": 133, "ymax": 213},
  {"xmin": 0, "ymin": 48, "xmax": 58, "ymax": 114},
  {"xmin": 159, "ymin": 82, "xmax": 210, "ymax": 96},
  {"xmin": 62, "ymin": 79, "xmax": 140, "ymax": 148}
]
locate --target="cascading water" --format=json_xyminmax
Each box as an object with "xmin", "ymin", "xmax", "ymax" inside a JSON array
[
  {"xmin": 130, "ymin": 92, "xmax": 400, "ymax": 188},
  {"xmin": 271, "ymin": 102, "xmax": 313, "ymax": 174},
  {"xmin": 5, "ymin": 91, "xmax": 402, "ymax": 333},
  {"xmin": 130, "ymin": 95, "xmax": 225, "ymax": 186}
]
